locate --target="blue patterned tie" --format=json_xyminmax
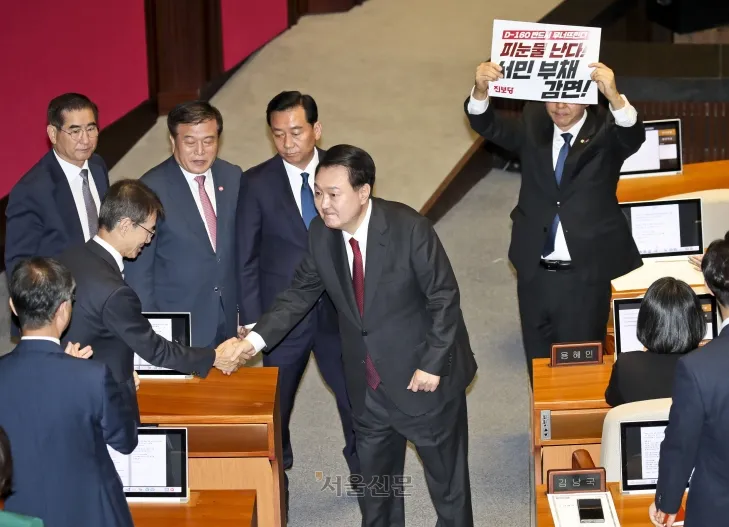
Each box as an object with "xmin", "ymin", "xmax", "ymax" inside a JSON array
[
  {"xmin": 542, "ymin": 133, "xmax": 572, "ymax": 257},
  {"xmin": 300, "ymin": 172, "xmax": 317, "ymax": 229}
]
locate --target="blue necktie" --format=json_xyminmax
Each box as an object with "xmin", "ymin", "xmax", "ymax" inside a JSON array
[
  {"xmin": 300, "ymin": 172, "xmax": 317, "ymax": 229},
  {"xmin": 542, "ymin": 133, "xmax": 572, "ymax": 257}
]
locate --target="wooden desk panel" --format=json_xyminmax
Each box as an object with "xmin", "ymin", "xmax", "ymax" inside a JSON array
[
  {"xmin": 138, "ymin": 368, "xmax": 284, "ymax": 527},
  {"xmin": 536, "ymin": 482, "xmax": 687, "ymax": 526},
  {"xmin": 130, "ymin": 489, "xmax": 257, "ymax": 527},
  {"xmin": 616, "ymin": 159, "xmax": 729, "ymax": 203}
]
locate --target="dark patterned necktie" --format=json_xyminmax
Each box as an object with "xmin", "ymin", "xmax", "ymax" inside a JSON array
[
  {"xmin": 542, "ymin": 132, "xmax": 572, "ymax": 257},
  {"xmin": 79, "ymin": 169, "xmax": 98, "ymax": 238}
]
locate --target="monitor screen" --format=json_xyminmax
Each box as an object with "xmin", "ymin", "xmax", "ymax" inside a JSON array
[
  {"xmin": 620, "ymin": 420, "xmax": 669, "ymax": 492},
  {"xmin": 620, "ymin": 119, "xmax": 682, "ymax": 178},
  {"xmin": 613, "ymin": 293, "xmax": 717, "ymax": 355},
  {"xmin": 619, "ymin": 198, "xmax": 702, "ymax": 258},
  {"xmin": 108, "ymin": 428, "xmax": 188, "ymax": 500},
  {"xmin": 136, "ymin": 313, "xmax": 191, "ymax": 376}
]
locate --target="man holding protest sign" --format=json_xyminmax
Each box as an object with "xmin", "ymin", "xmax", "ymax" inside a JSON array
[{"xmin": 465, "ymin": 35, "xmax": 645, "ymax": 381}]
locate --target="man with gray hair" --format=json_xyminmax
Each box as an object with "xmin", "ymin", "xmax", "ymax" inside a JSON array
[{"xmin": 0, "ymin": 257, "xmax": 138, "ymax": 527}]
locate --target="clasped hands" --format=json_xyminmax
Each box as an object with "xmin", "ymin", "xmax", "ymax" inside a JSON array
[{"xmin": 213, "ymin": 331, "xmax": 257, "ymax": 375}]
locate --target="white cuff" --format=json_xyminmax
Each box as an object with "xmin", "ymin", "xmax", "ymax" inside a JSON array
[
  {"xmin": 467, "ymin": 85, "xmax": 489, "ymax": 115},
  {"xmin": 244, "ymin": 323, "xmax": 256, "ymax": 330},
  {"xmin": 610, "ymin": 94, "xmax": 637, "ymax": 127},
  {"xmin": 245, "ymin": 331, "xmax": 266, "ymax": 354}
]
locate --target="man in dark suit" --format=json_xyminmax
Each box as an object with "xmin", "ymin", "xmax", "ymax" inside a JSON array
[
  {"xmin": 59, "ymin": 179, "xmax": 246, "ymax": 419},
  {"xmin": 466, "ymin": 61, "xmax": 645, "ymax": 380},
  {"xmin": 650, "ymin": 233, "xmax": 729, "ymax": 527},
  {"xmin": 5, "ymin": 93, "xmax": 109, "ymax": 333},
  {"xmin": 237, "ymin": 145, "xmax": 477, "ymax": 527},
  {"xmin": 125, "ymin": 101, "xmax": 241, "ymax": 347},
  {"xmin": 236, "ymin": 92, "xmax": 358, "ymax": 499},
  {"xmin": 0, "ymin": 257, "xmax": 138, "ymax": 527}
]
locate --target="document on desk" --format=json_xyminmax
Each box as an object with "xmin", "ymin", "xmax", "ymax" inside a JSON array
[
  {"xmin": 548, "ymin": 492, "xmax": 620, "ymax": 527},
  {"xmin": 631, "ymin": 204, "xmax": 681, "ymax": 255},
  {"xmin": 618, "ymin": 308, "xmax": 643, "ymax": 353},
  {"xmin": 638, "ymin": 425, "xmax": 666, "ymax": 484}
]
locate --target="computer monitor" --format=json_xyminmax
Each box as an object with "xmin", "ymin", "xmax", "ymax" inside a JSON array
[
  {"xmin": 136, "ymin": 312, "xmax": 192, "ymax": 378},
  {"xmin": 619, "ymin": 198, "xmax": 703, "ymax": 260},
  {"xmin": 613, "ymin": 293, "xmax": 717, "ymax": 355},
  {"xmin": 620, "ymin": 119, "xmax": 682, "ymax": 178},
  {"xmin": 620, "ymin": 420, "xmax": 669, "ymax": 493},
  {"xmin": 108, "ymin": 427, "xmax": 189, "ymax": 503}
]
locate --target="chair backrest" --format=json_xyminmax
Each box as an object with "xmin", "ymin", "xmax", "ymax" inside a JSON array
[{"xmin": 599, "ymin": 398, "xmax": 672, "ymax": 482}]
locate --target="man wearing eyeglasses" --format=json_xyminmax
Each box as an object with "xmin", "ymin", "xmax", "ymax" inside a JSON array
[
  {"xmin": 124, "ymin": 101, "xmax": 242, "ymax": 348},
  {"xmin": 5, "ymin": 93, "xmax": 109, "ymax": 336}
]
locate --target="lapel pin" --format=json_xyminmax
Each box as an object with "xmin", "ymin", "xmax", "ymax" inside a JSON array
[
  {"xmin": 581, "ymin": 138, "xmax": 590, "ymax": 144},
  {"xmin": 218, "ymin": 186, "xmax": 224, "ymax": 191}
]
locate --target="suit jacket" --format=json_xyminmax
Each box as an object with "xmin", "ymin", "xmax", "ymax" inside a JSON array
[
  {"xmin": 124, "ymin": 157, "xmax": 242, "ymax": 347},
  {"xmin": 604, "ymin": 351, "xmax": 683, "ymax": 407},
  {"xmin": 656, "ymin": 328, "xmax": 729, "ymax": 524},
  {"xmin": 253, "ymin": 198, "xmax": 477, "ymax": 416},
  {"xmin": 236, "ymin": 150, "xmax": 338, "ymax": 340},
  {"xmin": 0, "ymin": 339, "xmax": 137, "ymax": 527},
  {"xmin": 58, "ymin": 240, "xmax": 215, "ymax": 385},
  {"xmin": 465, "ymin": 100, "xmax": 644, "ymax": 282},
  {"xmin": 5, "ymin": 150, "xmax": 109, "ymax": 277},
  {"xmin": 0, "ymin": 511, "xmax": 44, "ymax": 526}
]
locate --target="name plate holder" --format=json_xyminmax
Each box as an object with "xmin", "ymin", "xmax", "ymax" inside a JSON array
[
  {"xmin": 547, "ymin": 467, "xmax": 607, "ymax": 495},
  {"xmin": 550, "ymin": 341, "xmax": 603, "ymax": 367}
]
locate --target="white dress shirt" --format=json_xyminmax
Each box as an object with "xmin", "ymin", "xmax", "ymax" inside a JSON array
[
  {"xmin": 53, "ymin": 150, "xmax": 101, "ymax": 242},
  {"xmin": 21, "ymin": 336, "xmax": 61, "ymax": 345},
  {"xmin": 93, "ymin": 235, "xmax": 125, "ymax": 275},
  {"xmin": 283, "ymin": 150, "xmax": 319, "ymax": 216},
  {"xmin": 180, "ymin": 165, "xmax": 217, "ymax": 248},
  {"xmin": 720, "ymin": 317, "xmax": 729, "ymax": 334},
  {"xmin": 467, "ymin": 87, "xmax": 638, "ymax": 261},
  {"xmin": 246, "ymin": 200, "xmax": 374, "ymax": 354}
]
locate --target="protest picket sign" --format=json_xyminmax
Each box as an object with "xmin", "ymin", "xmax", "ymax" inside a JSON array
[{"xmin": 489, "ymin": 19, "xmax": 601, "ymax": 104}]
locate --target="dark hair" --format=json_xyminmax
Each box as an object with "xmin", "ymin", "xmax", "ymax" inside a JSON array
[
  {"xmin": 99, "ymin": 179, "xmax": 164, "ymax": 232},
  {"xmin": 0, "ymin": 426, "xmax": 12, "ymax": 499},
  {"xmin": 266, "ymin": 91, "xmax": 318, "ymax": 127},
  {"xmin": 316, "ymin": 144, "xmax": 376, "ymax": 192},
  {"xmin": 167, "ymin": 100, "xmax": 223, "ymax": 137},
  {"xmin": 636, "ymin": 277, "xmax": 706, "ymax": 354},
  {"xmin": 702, "ymin": 231, "xmax": 729, "ymax": 308},
  {"xmin": 47, "ymin": 93, "xmax": 98, "ymax": 129},
  {"xmin": 9, "ymin": 258, "xmax": 75, "ymax": 331}
]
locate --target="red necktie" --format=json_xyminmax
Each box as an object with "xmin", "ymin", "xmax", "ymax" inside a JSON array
[
  {"xmin": 349, "ymin": 238, "xmax": 381, "ymax": 390},
  {"xmin": 194, "ymin": 175, "xmax": 217, "ymax": 251}
]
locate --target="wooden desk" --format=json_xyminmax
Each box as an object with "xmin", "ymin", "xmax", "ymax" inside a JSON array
[
  {"xmin": 536, "ymin": 482, "xmax": 687, "ymax": 526},
  {"xmin": 617, "ymin": 159, "xmax": 729, "ymax": 203},
  {"xmin": 131, "ymin": 490, "xmax": 257, "ymax": 526},
  {"xmin": 531, "ymin": 359, "xmax": 613, "ymax": 484},
  {"xmin": 137, "ymin": 368, "xmax": 284, "ymax": 527}
]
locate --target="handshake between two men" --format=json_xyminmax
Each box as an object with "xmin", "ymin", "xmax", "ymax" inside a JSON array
[{"xmin": 212, "ymin": 332, "xmax": 258, "ymax": 375}]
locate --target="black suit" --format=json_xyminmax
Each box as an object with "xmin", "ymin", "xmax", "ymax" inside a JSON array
[
  {"xmin": 5, "ymin": 150, "xmax": 110, "ymax": 335},
  {"xmin": 656, "ymin": 326, "xmax": 729, "ymax": 525},
  {"xmin": 253, "ymin": 198, "xmax": 477, "ymax": 526},
  {"xmin": 466, "ymin": 100, "xmax": 644, "ymax": 378},
  {"xmin": 604, "ymin": 351, "xmax": 683, "ymax": 407},
  {"xmin": 58, "ymin": 240, "xmax": 215, "ymax": 417},
  {"xmin": 0, "ymin": 339, "xmax": 137, "ymax": 527},
  {"xmin": 236, "ymin": 151, "xmax": 358, "ymax": 484}
]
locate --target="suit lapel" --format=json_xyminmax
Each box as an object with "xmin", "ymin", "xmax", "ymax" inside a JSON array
[
  {"xmin": 363, "ymin": 200, "xmax": 389, "ymax": 323},
  {"xmin": 47, "ymin": 151, "xmax": 85, "ymax": 243},
  {"xmin": 89, "ymin": 157, "xmax": 109, "ymax": 196},
  {"xmin": 211, "ymin": 160, "xmax": 234, "ymax": 258},
  {"xmin": 165, "ymin": 158, "xmax": 215, "ymax": 255},
  {"xmin": 329, "ymin": 230, "xmax": 360, "ymax": 324},
  {"xmin": 560, "ymin": 109, "xmax": 598, "ymax": 191},
  {"xmin": 274, "ymin": 156, "xmax": 308, "ymax": 238},
  {"xmin": 534, "ymin": 108, "xmax": 558, "ymax": 197}
]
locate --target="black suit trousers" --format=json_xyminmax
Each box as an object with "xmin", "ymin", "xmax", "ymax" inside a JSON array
[
  {"xmin": 517, "ymin": 266, "xmax": 612, "ymax": 382},
  {"xmin": 353, "ymin": 385, "xmax": 472, "ymax": 527}
]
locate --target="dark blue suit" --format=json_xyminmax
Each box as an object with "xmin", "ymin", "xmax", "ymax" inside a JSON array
[
  {"xmin": 125, "ymin": 156, "xmax": 242, "ymax": 347},
  {"xmin": 656, "ymin": 325, "xmax": 729, "ymax": 525},
  {"xmin": 4, "ymin": 151, "xmax": 109, "ymax": 334},
  {"xmin": 236, "ymin": 151, "xmax": 358, "ymax": 480},
  {"xmin": 0, "ymin": 339, "xmax": 138, "ymax": 527}
]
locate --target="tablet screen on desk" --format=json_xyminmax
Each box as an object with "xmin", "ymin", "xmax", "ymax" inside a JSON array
[
  {"xmin": 619, "ymin": 198, "xmax": 702, "ymax": 259},
  {"xmin": 620, "ymin": 119, "xmax": 682, "ymax": 178},
  {"xmin": 613, "ymin": 294, "xmax": 717, "ymax": 355},
  {"xmin": 108, "ymin": 428, "xmax": 188, "ymax": 501},
  {"xmin": 136, "ymin": 312, "xmax": 192, "ymax": 377}
]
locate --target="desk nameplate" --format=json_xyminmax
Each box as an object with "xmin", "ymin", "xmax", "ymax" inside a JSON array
[{"xmin": 550, "ymin": 342, "xmax": 603, "ymax": 367}]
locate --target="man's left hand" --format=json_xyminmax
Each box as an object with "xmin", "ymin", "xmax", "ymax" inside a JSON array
[
  {"xmin": 407, "ymin": 369, "xmax": 440, "ymax": 392},
  {"xmin": 589, "ymin": 62, "xmax": 623, "ymax": 108},
  {"xmin": 64, "ymin": 342, "xmax": 93, "ymax": 359}
]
